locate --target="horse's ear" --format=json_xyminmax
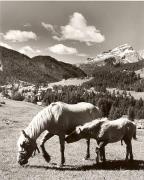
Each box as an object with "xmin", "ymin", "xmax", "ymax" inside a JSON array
[
  {"xmin": 22, "ymin": 130, "xmax": 30, "ymax": 140},
  {"xmin": 76, "ymin": 126, "xmax": 82, "ymax": 134},
  {"xmin": 79, "ymin": 127, "xmax": 82, "ymax": 133}
]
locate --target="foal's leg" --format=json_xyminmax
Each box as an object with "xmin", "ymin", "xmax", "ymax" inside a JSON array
[
  {"xmin": 85, "ymin": 138, "xmax": 90, "ymax": 160},
  {"xmin": 123, "ymin": 139, "xmax": 132, "ymax": 161},
  {"xmin": 99, "ymin": 141, "xmax": 107, "ymax": 162},
  {"xmin": 59, "ymin": 135, "xmax": 65, "ymax": 166},
  {"xmin": 125, "ymin": 143, "xmax": 129, "ymax": 161},
  {"xmin": 123, "ymin": 138, "xmax": 128, "ymax": 161},
  {"xmin": 96, "ymin": 141, "xmax": 107, "ymax": 163},
  {"xmin": 128, "ymin": 141, "xmax": 133, "ymax": 161},
  {"xmin": 101, "ymin": 147, "xmax": 106, "ymax": 162},
  {"xmin": 95, "ymin": 146, "xmax": 100, "ymax": 163},
  {"xmin": 40, "ymin": 132, "xmax": 54, "ymax": 163}
]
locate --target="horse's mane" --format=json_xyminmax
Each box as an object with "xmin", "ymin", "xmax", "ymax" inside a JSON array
[
  {"xmin": 25, "ymin": 104, "xmax": 53, "ymax": 140},
  {"xmin": 83, "ymin": 118, "xmax": 107, "ymax": 128},
  {"xmin": 80, "ymin": 118, "xmax": 107, "ymax": 135}
]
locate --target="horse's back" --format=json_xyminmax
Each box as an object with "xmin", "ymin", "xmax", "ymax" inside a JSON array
[
  {"xmin": 99, "ymin": 117, "xmax": 136, "ymax": 142},
  {"xmin": 62, "ymin": 102, "xmax": 95, "ymax": 112},
  {"xmin": 48, "ymin": 102, "xmax": 100, "ymax": 134}
]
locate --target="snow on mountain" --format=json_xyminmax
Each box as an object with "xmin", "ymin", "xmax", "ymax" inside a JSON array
[
  {"xmin": 138, "ymin": 50, "xmax": 144, "ymax": 59},
  {"xmin": 87, "ymin": 44, "xmax": 143, "ymax": 66}
]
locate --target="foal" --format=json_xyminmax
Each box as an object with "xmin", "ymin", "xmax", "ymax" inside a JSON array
[{"xmin": 66, "ymin": 117, "xmax": 137, "ymax": 163}]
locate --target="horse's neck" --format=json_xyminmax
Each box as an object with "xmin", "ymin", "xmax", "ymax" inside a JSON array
[
  {"xmin": 25, "ymin": 114, "xmax": 47, "ymax": 141},
  {"xmin": 88, "ymin": 120, "xmax": 104, "ymax": 137}
]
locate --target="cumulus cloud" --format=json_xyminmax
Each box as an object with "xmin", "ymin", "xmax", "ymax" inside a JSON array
[
  {"xmin": 53, "ymin": 35, "xmax": 62, "ymax": 41},
  {"xmin": 3, "ymin": 30, "xmax": 37, "ymax": 42},
  {"xmin": 19, "ymin": 46, "xmax": 41, "ymax": 57},
  {"xmin": 0, "ymin": 41, "xmax": 12, "ymax": 49},
  {"xmin": 48, "ymin": 44, "xmax": 78, "ymax": 55},
  {"xmin": 41, "ymin": 22, "xmax": 57, "ymax": 34},
  {"xmin": 53, "ymin": 12, "xmax": 105, "ymax": 45}
]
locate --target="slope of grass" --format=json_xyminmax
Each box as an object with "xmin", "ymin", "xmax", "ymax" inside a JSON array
[
  {"xmin": 107, "ymin": 88, "xmax": 144, "ymax": 100},
  {"xmin": 0, "ymin": 99, "xmax": 144, "ymax": 180},
  {"xmin": 48, "ymin": 77, "xmax": 93, "ymax": 87}
]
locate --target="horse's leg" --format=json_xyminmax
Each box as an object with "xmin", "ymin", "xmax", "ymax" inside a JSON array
[
  {"xmin": 102, "ymin": 146, "xmax": 106, "ymax": 162},
  {"xmin": 95, "ymin": 141, "xmax": 107, "ymax": 163},
  {"xmin": 125, "ymin": 141, "xmax": 133, "ymax": 161},
  {"xmin": 126, "ymin": 143, "xmax": 129, "ymax": 161},
  {"xmin": 128, "ymin": 141, "xmax": 133, "ymax": 161},
  {"xmin": 40, "ymin": 131, "xmax": 54, "ymax": 163},
  {"xmin": 59, "ymin": 135, "xmax": 65, "ymax": 166},
  {"xmin": 123, "ymin": 138, "xmax": 129, "ymax": 161},
  {"xmin": 85, "ymin": 138, "xmax": 90, "ymax": 160},
  {"xmin": 100, "ymin": 141, "xmax": 107, "ymax": 162},
  {"xmin": 99, "ymin": 148, "xmax": 103, "ymax": 161},
  {"xmin": 95, "ymin": 146, "xmax": 100, "ymax": 163}
]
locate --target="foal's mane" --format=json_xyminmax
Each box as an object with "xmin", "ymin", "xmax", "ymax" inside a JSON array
[{"xmin": 83, "ymin": 118, "xmax": 107, "ymax": 134}]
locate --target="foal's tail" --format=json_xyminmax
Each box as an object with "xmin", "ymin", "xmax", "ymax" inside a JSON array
[
  {"xmin": 121, "ymin": 123, "xmax": 137, "ymax": 145},
  {"xmin": 133, "ymin": 125, "xmax": 137, "ymax": 140}
]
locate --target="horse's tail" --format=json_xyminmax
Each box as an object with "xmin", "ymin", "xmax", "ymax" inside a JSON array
[{"xmin": 133, "ymin": 125, "xmax": 137, "ymax": 140}]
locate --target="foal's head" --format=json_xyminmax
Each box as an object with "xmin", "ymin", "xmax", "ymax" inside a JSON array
[
  {"xmin": 65, "ymin": 125, "xmax": 88, "ymax": 143},
  {"xmin": 17, "ymin": 130, "xmax": 39, "ymax": 166}
]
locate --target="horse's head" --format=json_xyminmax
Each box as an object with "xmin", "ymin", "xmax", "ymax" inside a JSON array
[
  {"xmin": 17, "ymin": 130, "xmax": 40, "ymax": 166},
  {"xmin": 65, "ymin": 125, "xmax": 85, "ymax": 143},
  {"xmin": 93, "ymin": 106, "xmax": 102, "ymax": 119}
]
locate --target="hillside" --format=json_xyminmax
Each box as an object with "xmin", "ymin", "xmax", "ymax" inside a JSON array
[
  {"xmin": 0, "ymin": 46, "xmax": 86, "ymax": 85},
  {"xmin": 32, "ymin": 56, "xmax": 86, "ymax": 81}
]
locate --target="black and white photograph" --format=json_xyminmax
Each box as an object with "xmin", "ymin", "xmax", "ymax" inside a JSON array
[{"xmin": 0, "ymin": 0, "xmax": 144, "ymax": 179}]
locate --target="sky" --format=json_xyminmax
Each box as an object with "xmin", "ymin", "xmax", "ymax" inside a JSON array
[{"xmin": 0, "ymin": 1, "xmax": 144, "ymax": 64}]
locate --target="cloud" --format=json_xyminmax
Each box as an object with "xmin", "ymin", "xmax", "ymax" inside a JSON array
[
  {"xmin": 48, "ymin": 44, "xmax": 78, "ymax": 55},
  {"xmin": 0, "ymin": 33, "xmax": 4, "ymax": 39},
  {"xmin": 0, "ymin": 41, "xmax": 12, "ymax": 49},
  {"xmin": 41, "ymin": 22, "xmax": 57, "ymax": 34},
  {"xmin": 52, "ymin": 35, "xmax": 61, "ymax": 41},
  {"xmin": 24, "ymin": 23, "xmax": 32, "ymax": 27},
  {"xmin": 3, "ymin": 30, "xmax": 37, "ymax": 42},
  {"xmin": 19, "ymin": 46, "xmax": 41, "ymax": 57},
  {"xmin": 53, "ymin": 12, "xmax": 105, "ymax": 45},
  {"xmin": 77, "ymin": 53, "xmax": 87, "ymax": 57}
]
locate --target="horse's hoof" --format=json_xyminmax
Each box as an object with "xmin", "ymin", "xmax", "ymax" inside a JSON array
[
  {"xmin": 60, "ymin": 159, "xmax": 65, "ymax": 166},
  {"xmin": 42, "ymin": 153, "xmax": 51, "ymax": 163},
  {"xmin": 84, "ymin": 155, "xmax": 90, "ymax": 160},
  {"xmin": 96, "ymin": 158, "xmax": 99, "ymax": 164},
  {"xmin": 56, "ymin": 163, "xmax": 64, "ymax": 168},
  {"xmin": 61, "ymin": 161, "xmax": 65, "ymax": 165},
  {"xmin": 84, "ymin": 157, "xmax": 90, "ymax": 161},
  {"xmin": 82, "ymin": 158, "xmax": 89, "ymax": 161},
  {"xmin": 129, "ymin": 158, "xmax": 133, "ymax": 162}
]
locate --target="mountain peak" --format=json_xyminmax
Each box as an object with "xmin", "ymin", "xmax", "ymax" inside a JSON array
[{"xmin": 87, "ymin": 44, "xmax": 142, "ymax": 66}]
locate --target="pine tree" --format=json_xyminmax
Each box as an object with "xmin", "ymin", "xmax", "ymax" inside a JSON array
[{"xmin": 128, "ymin": 106, "xmax": 135, "ymax": 121}]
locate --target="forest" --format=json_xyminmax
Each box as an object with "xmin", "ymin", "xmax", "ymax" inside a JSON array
[{"xmin": 40, "ymin": 85, "xmax": 144, "ymax": 120}]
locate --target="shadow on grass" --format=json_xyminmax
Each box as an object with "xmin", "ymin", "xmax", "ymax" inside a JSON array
[{"xmin": 29, "ymin": 160, "xmax": 144, "ymax": 171}]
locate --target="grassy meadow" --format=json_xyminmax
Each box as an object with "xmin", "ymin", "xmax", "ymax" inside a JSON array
[{"xmin": 0, "ymin": 99, "xmax": 144, "ymax": 180}]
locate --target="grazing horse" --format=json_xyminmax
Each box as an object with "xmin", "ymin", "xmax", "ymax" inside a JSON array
[
  {"xmin": 65, "ymin": 117, "xmax": 137, "ymax": 163},
  {"xmin": 17, "ymin": 101, "xmax": 100, "ymax": 166}
]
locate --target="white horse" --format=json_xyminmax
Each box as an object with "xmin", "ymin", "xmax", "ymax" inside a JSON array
[
  {"xmin": 17, "ymin": 101, "xmax": 100, "ymax": 166},
  {"xmin": 65, "ymin": 117, "xmax": 137, "ymax": 163}
]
